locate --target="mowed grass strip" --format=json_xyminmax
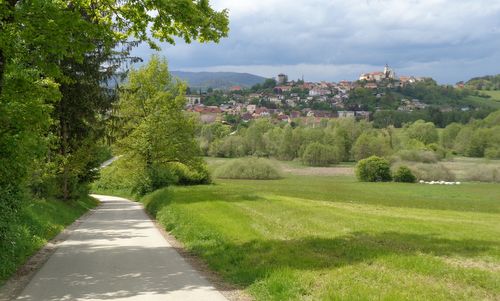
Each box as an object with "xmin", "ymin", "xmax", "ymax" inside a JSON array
[{"xmin": 142, "ymin": 176, "xmax": 500, "ymax": 300}]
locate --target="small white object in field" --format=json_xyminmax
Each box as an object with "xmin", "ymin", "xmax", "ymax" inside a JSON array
[{"xmin": 422, "ymin": 180, "xmax": 461, "ymax": 185}]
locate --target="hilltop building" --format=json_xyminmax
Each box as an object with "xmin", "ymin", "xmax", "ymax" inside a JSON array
[
  {"xmin": 359, "ymin": 64, "xmax": 396, "ymax": 82},
  {"xmin": 277, "ymin": 73, "xmax": 288, "ymax": 85}
]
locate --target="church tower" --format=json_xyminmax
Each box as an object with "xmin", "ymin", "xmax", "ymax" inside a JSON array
[{"xmin": 384, "ymin": 64, "xmax": 395, "ymax": 79}]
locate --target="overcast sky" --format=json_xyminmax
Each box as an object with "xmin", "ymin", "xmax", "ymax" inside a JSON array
[{"xmin": 133, "ymin": 0, "xmax": 500, "ymax": 84}]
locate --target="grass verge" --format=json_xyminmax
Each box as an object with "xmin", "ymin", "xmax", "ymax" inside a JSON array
[{"xmin": 0, "ymin": 196, "xmax": 98, "ymax": 284}]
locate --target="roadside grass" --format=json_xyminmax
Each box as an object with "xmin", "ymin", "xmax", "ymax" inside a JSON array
[
  {"xmin": 0, "ymin": 196, "xmax": 98, "ymax": 284},
  {"xmin": 141, "ymin": 175, "xmax": 500, "ymax": 300}
]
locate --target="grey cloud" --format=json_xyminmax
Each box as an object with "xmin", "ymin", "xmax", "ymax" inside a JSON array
[{"xmin": 132, "ymin": 0, "xmax": 500, "ymax": 83}]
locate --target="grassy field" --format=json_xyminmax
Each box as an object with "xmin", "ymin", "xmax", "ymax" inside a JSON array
[
  {"xmin": 481, "ymin": 90, "xmax": 500, "ymax": 101},
  {"xmin": 142, "ymin": 171, "xmax": 500, "ymax": 300},
  {"xmin": 465, "ymin": 92, "xmax": 500, "ymax": 109},
  {"xmin": 0, "ymin": 196, "xmax": 98, "ymax": 284}
]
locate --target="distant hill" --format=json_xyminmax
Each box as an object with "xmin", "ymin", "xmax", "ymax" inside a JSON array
[
  {"xmin": 465, "ymin": 74, "xmax": 500, "ymax": 90},
  {"xmin": 171, "ymin": 71, "xmax": 267, "ymax": 90}
]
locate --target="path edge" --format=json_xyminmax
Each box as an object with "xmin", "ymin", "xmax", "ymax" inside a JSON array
[
  {"xmin": 0, "ymin": 200, "xmax": 102, "ymax": 301},
  {"xmin": 138, "ymin": 199, "xmax": 253, "ymax": 301}
]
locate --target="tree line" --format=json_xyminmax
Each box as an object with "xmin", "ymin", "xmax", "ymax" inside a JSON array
[{"xmin": 199, "ymin": 110, "xmax": 500, "ymax": 166}]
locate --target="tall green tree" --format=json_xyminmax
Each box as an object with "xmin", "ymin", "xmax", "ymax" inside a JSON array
[{"xmin": 114, "ymin": 56, "xmax": 207, "ymax": 194}]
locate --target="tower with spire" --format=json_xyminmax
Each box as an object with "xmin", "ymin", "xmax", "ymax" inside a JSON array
[{"xmin": 383, "ymin": 64, "xmax": 395, "ymax": 79}]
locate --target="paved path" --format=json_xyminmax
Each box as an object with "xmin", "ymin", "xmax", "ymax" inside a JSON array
[{"xmin": 16, "ymin": 195, "xmax": 228, "ymax": 301}]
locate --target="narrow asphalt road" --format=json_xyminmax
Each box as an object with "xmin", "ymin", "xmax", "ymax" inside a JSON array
[{"xmin": 16, "ymin": 195, "xmax": 228, "ymax": 301}]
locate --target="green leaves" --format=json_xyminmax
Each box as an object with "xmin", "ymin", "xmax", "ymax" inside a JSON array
[{"xmin": 114, "ymin": 56, "xmax": 206, "ymax": 193}]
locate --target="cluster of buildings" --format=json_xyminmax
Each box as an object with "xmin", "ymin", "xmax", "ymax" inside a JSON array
[
  {"xmin": 359, "ymin": 64, "xmax": 424, "ymax": 88},
  {"xmin": 186, "ymin": 102, "xmax": 370, "ymax": 125},
  {"xmin": 185, "ymin": 65, "xmax": 427, "ymax": 124},
  {"xmin": 397, "ymin": 98, "xmax": 428, "ymax": 112}
]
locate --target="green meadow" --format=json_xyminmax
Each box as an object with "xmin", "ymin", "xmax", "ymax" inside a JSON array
[{"xmin": 141, "ymin": 166, "xmax": 500, "ymax": 300}]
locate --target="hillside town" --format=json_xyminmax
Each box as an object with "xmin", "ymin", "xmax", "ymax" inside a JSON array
[{"xmin": 185, "ymin": 65, "xmax": 431, "ymax": 124}]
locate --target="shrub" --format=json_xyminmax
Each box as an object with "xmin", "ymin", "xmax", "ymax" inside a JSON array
[
  {"xmin": 408, "ymin": 163, "xmax": 456, "ymax": 181},
  {"xmin": 356, "ymin": 156, "xmax": 392, "ymax": 182},
  {"xmin": 393, "ymin": 166, "xmax": 416, "ymax": 183},
  {"xmin": 171, "ymin": 162, "xmax": 211, "ymax": 185},
  {"xmin": 214, "ymin": 158, "xmax": 282, "ymax": 180},
  {"xmin": 301, "ymin": 142, "xmax": 341, "ymax": 167},
  {"xmin": 484, "ymin": 147, "xmax": 500, "ymax": 159},
  {"xmin": 463, "ymin": 167, "xmax": 500, "ymax": 183},
  {"xmin": 397, "ymin": 150, "xmax": 438, "ymax": 163},
  {"xmin": 93, "ymin": 158, "xmax": 211, "ymax": 195}
]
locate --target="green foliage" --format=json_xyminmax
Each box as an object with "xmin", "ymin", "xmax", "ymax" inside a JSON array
[
  {"xmin": 466, "ymin": 74, "xmax": 500, "ymax": 90},
  {"xmin": 301, "ymin": 142, "xmax": 341, "ymax": 166},
  {"xmin": 113, "ymin": 56, "xmax": 208, "ymax": 195},
  {"xmin": 352, "ymin": 132, "xmax": 392, "ymax": 161},
  {"xmin": 397, "ymin": 150, "xmax": 438, "ymax": 163},
  {"xmin": 485, "ymin": 147, "xmax": 500, "ymax": 159},
  {"xmin": 356, "ymin": 156, "xmax": 392, "ymax": 182},
  {"xmin": 214, "ymin": 158, "xmax": 282, "ymax": 180},
  {"xmin": 440, "ymin": 123, "xmax": 463, "ymax": 149},
  {"xmin": 393, "ymin": 166, "xmax": 416, "ymax": 183},
  {"xmin": 404, "ymin": 120, "xmax": 438, "ymax": 145},
  {"xmin": 202, "ymin": 110, "xmax": 500, "ymax": 166},
  {"xmin": 93, "ymin": 158, "xmax": 211, "ymax": 196},
  {"xmin": 346, "ymin": 87, "xmax": 377, "ymax": 111}
]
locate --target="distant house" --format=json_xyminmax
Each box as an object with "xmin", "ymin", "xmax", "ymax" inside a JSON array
[
  {"xmin": 337, "ymin": 111, "xmax": 355, "ymax": 118},
  {"xmin": 269, "ymin": 97, "xmax": 281, "ymax": 104},
  {"xmin": 274, "ymin": 86, "xmax": 292, "ymax": 93},
  {"xmin": 338, "ymin": 80, "xmax": 352, "ymax": 90},
  {"xmin": 246, "ymin": 104, "xmax": 257, "ymax": 113},
  {"xmin": 364, "ymin": 82, "xmax": 378, "ymax": 89},
  {"xmin": 241, "ymin": 112, "xmax": 253, "ymax": 122},
  {"xmin": 359, "ymin": 72, "xmax": 385, "ymax": 82},
  {"xmin": 229, "ymin": 86, "xmax": 242, "ymax": 91},
  {"xmin": 277, "ymin": 114, "xmax": 290, "ymax": 122},
  {"xmin": 248, "ymin": 93, "xmax": 261, "ymax": 99},
  {"xmin": 185, "ymin": 94, "xmax": 202, "ymax": 105},
  {"xmin": 309, "ymin": 87, "xmax": 330, "ymax": 96},
  {"xmin": 355, "ymin": 111, "xmax": 370, "ymax": 119},
  {"xmin": 254, "ymin": 107, "xmax": 270, "ymax": 117}
]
